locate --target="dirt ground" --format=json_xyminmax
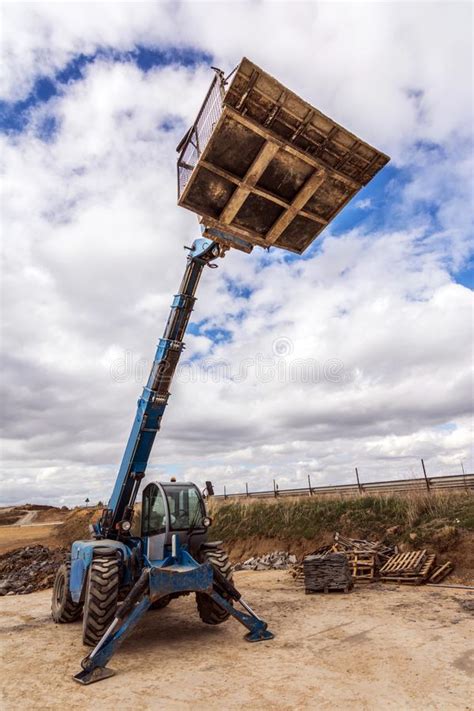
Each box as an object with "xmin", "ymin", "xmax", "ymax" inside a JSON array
[
  {"xmin": 0, "ymin": 524, "xmax": 61, "ymax": 554},
  {"xmin": 0, "ymin": 571, "xmax": 472, "ymax": 711}
]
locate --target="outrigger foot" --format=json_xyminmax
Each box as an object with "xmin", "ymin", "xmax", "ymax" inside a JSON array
[
  {"xmin": 73, "ymin": 666, "xmax": 116, "ymax": 685},
  {"xmin": 245, "ymin": 628, "xmax": 275, "ymax": 643}
]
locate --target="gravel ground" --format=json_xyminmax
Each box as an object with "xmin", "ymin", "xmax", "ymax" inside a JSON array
[{"xmin": 0, "ymin": 571, "xmax": 473, "ymax": 711}]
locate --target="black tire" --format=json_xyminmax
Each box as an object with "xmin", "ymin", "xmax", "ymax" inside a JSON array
[
  {"xmin": 82, "ymin": 554, "xmax": 120, "ymax": 647},
  {"xmin": 51, "ymin": 561, "xmax": 83, "ymax": 623},
  {"xmin": 196, "ymin": 547, "xmax": 233, "ymax": 625},
  {"xmin": 150, "ymin": 595, "xmax": 171, "ymax": 610}
]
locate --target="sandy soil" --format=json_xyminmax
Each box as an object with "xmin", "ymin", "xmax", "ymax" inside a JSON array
[
  {"xmin": 0, "ymin": 571, "xmax": 473, "ymax": 711},
  {"xmin": 0, "ymin": 525, "xmax": 61, "ymax": 554}
]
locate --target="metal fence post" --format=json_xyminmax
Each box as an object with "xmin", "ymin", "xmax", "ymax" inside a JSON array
[
  {"xmin": 224, "ymin": 485, "xmax": 227, "ymax": 500},
  {"xmin": 245, "ymin": 482, "xmax": 249, "ymax": 498},
  {"xmin": 355, "ymin": 467, "xmax": 362, "ymax": 494},
  {"xmin": 273, "ymin": 479, "xmax": 278, "ymax": 498},
  {"xmin": 308, "ymin": 474, "xmax": 313, "ymax": 496},
  {"xmin": 421, "ymin": 459, "xmax": 430, "ymax": 492}
]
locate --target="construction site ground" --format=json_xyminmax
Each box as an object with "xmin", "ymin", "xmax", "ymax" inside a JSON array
[
  {"xmin": 1, "ymin": 571, "xmax": 472, "ymax": 711},
  {"xmin": 0, "ymin": 524, "xmax": 61, "ymax": 554}
]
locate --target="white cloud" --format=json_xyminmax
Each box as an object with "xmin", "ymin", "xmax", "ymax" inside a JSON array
[
  {"xmin": 355, "ymin": 198, "xmax": 372, "ymax": 210},
  {"xmin": 0, "ymin": 2, "xmax": 472, "ymax": 505}
]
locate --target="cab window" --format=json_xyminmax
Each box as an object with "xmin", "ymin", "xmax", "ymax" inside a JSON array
[
  {"xmin": 162, "ymin": 485, "xmax": 203, "ymax": 530},
  {"xmin": 142, "ymin": 484, "xmax": 166, "ymax": 536}
]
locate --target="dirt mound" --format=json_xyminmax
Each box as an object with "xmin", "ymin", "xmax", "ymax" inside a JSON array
[
  {"xmin": 54, "ymin": 507, "xmax": 100, "ymax": 546},
  {"xmin": 0, "ymin": 513, "xmax": 25, "ymax": 526},
  {"xmin": 0, "ymin": 545, "xmax": 66, "ymax": 595},
  {"xmin": 0, "ymin": 505, "xmax": 66, "ymax": 527},
  {"xmin": 0, "ymin": 508, "xmax": 29, "ymax": 526}
]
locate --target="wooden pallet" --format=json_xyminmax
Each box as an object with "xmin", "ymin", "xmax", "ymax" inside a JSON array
[
  {"xmin": 429, "ymin": 561, "xmax": 453, "ymax": 583},
  {"xmin": 379, "ymin": 550, "xmax": 427, "ymax": 578},
  {"xmin": 380, "ymin": 551, "xmax": 438, "ymax": 585},
  {"xmin": 178, "ymin": 58, "xmax": 389, "ymax": 255},
  {"xmin": 348, "ymin": 553, "xmax": 376, "ymax": 581},
  {"xmin": 332, "ymin": 533, "xmax": 397, "ymax": 569},
  {"xmin": 305, "ymin": 584, "xmax": 352, "ymax": 594},
  {"xmin": 419, "ymin": 553, "xmax": 436, "ymax": 578},
  {"xmin": 380, "ymin": 575, "xmax": 425, "ymax": 586}
]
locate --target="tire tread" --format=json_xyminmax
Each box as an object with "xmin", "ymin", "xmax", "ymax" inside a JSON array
[
  {"xmin": 51, "ymin": 560, "xmax": 83, "ymax": 623},
  {"xmin": 82, "ymin": 554, "xmax": 120, "ymax": 647},
  {"xmin": 196, "ymin": 547, "xmax": 233, "ymax": 625}
]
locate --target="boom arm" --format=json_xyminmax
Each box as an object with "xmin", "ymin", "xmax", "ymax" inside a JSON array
[{"xmin": 98, "ymin": 238, "xmax": 224, "ymax": 538}]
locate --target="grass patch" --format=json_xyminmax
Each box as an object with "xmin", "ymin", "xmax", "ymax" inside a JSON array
[{"xmin": 209, "ymin": 491, "xmax": 474, "ymax": 544}]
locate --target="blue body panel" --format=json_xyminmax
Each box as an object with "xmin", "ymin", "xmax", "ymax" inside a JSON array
[
  {"xmin": 149, "ymin": 562, "xmax": 213, "ymax": 599},
  {"xmin": 69, "ymin": 539, "xmax": 132, "ymax": 603}
]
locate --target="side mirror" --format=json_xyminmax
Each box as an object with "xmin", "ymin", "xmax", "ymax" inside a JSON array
[{"xmin": 205, "ymin": 480, "xmax": 214, "ymax": 497}]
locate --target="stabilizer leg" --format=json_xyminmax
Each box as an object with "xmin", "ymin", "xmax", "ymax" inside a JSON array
[
  {"xmin": 74, "ymin": 570, "xmax": 151, "ymax": 685},
  {"xmin": 208, "ymin": 585, "xmax": 274, "ymax": 642}
]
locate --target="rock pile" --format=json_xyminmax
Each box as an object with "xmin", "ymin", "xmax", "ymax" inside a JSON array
[
  {"xmin": 234, "ymin": 551, "xmax": 297, "ymax": 571},
  {"xmin": 0, "ymin": 545, "xmax": 66, "ymax": 595},
  {"xmin": 303, "ymin": 553, "xmax": 353, "ymax": 593}
]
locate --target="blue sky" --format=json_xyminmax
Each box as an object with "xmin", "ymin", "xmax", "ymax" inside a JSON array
[
  {"xmin": 1, "ymin": 3, "xmax": 472, "ymax": 504},
  {"xmin": 0, "ymin": 46, "xmax": 211, "ymax": 134},
  {"xmin": 2, "ymin": 45, "xmax": 470, "ymax": 288}
]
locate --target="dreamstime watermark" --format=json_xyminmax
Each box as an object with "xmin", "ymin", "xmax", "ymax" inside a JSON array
[{"xmin": 109, "ymin": 337, "xmax": 353, "ymax": 386}]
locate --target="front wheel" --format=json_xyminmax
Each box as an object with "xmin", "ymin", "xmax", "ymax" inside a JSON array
[
  {"xmin": 196, "ymin": 547, "xmax": 233, "ymax": 625},
  {"xmin": 51, "ymin": 560, "xmax": 83, "ymax": 623},
  {"xmin": 82, "ymin": 554, "xmax": 120, "ymax": 646}
]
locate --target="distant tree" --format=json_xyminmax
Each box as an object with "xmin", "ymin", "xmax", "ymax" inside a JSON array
[
  {"xmin": 85, "ymin": 497, "xmax": 90, "ymax": 508},
  {"xmin": 97, "ymin": 501, "xmax": 104, "ymax": 508}
]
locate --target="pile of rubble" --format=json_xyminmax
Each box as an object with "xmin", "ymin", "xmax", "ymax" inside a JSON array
[
  {"xmin": 0, "ymin": 545, "xmax": 66, "ymax": 595},
  {"xmin": 234, "ymin": 551, "xmax": 297, "ymax": 571}
]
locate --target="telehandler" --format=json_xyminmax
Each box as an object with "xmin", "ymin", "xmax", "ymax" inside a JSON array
[{"xmin": 51, "ymin": 58, "xmax": 388, "ymax": 683}]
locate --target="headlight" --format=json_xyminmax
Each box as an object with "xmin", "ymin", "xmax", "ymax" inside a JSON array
[
  {"xmin": 120, "ymin": 520, "xmax": 131, "ymax": 532},
  {"xmin": 202, "ymin": 516, "xmax": 212, "ymax": 528}
]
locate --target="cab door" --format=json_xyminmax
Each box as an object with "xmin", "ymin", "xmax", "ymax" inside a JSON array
[{"xmin": 141, "ymin": 483, "xmax": 168, "ymax": 562}]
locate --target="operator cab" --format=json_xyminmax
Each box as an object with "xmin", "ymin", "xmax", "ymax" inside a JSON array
[{"xmin": 141, "ymin": 481, "xmax": 209, "ymax": 562}]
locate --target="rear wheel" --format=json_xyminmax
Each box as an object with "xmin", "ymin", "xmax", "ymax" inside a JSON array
[
  {"xmin": 51, "ymin": 560, "xmax": 83, "ymax": 623},
  {"xmin": 82, "ymin": 554, "xmax": 120, "ymax": 647},
  {"xmin": 196, "ymin": 547, "xmax": 233, "ymax": 625}
]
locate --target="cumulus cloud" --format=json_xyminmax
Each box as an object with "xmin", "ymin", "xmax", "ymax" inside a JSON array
[{"xmin": 0, "ymin": 2, "xmax": 472, "ymax": 505}]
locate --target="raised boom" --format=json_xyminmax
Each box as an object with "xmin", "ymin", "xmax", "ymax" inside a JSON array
[{"xmin": 97, "ymin": 238, "xmax": 224, "ymax": 538}]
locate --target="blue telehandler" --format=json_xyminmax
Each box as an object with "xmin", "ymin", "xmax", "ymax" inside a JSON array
[
  {"xmin": 51, "ymin": 57, "xmax": 389, "ymax": 684},
  {"xmin": 51, "ymin": 238, "xmax": 274, "ymax": 684}
]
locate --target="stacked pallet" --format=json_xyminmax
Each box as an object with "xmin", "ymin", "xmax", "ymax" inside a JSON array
[
  {"xmin": 290, "ymin": 532, "xmax": 454, "ymax": 589},
  {"xmin": 332, "ymin": 534, "xmax": 454, "ymax": 585},
  {"xmin": 333, "ymin": 532, "xmax": 395, "ymax": 561},
  {"xmin": 331, "ymin": 533, "xmax": 396, "ymax": 581},
  {"xmin": 290, "ymin": 534, "xmax": 397, "ymax": 585},
  {"xmin": 347, "ymin": 552, "xmax": 377, "ymax": 581},
  {"xmin": 303, "ymin": 553, "xmax": 353, "ymax": 594},
  {"xmin": 380, "ymin": 550, "xmax": 435, "ymax": 585}
]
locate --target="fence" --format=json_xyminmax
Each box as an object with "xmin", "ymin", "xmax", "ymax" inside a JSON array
[{"xmin": 215, "ymin": 471, "xmax": 474, "ymax": 501}]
